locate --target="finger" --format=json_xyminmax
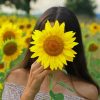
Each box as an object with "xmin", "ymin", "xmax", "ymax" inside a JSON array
[
  {"xmin": 29, "ymin": 62, "xmax": 41, "ymax": 81},
  {"xmin": 39, "ymin": 70, "xmax": 51, "ymax": 79},
  {"xmin": 30, "ymin": 66, "xmax": 44, "ymax": 83},
  {"xmin": 33, "ymin": 66, "xmax": 44, "ymax": 74},
  {"xmin": 31, "ymin": 61, "xmax": 41, "ymax": 72},
  {"xmin": 30, "ymin": 70, "xmax": 51, "ymax": 88},
  {"xmin": 31, "ymin": 70, "xmax": 50, "ymax": 87}
]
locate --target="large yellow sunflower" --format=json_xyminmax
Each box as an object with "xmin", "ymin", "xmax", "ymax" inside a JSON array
[
  {"xmin": 0, "ymin": 22, "xmax": 23, "ymax": 42},
  {"xmin": 30, "ymin": 20, "xmax": 78, "ymax": 70},
  {"xmin": 1, "ymin": 39, "xmax": 23, "ymax": 66}
]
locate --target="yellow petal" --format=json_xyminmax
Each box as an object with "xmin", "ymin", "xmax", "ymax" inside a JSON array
[
  {"xmin": 65, "ymin": 31, "xmax": 75, "ymax": 38},
  {"xmin": 59, "ymin": 22, "xmax": 65, "ymax": 33},
  {"xmin": 58, "ymin": 54, "xmax": 66, "ymax": 65},
  {"xmin": 53, "ymin": 20, "xmax": 59, "ymax": 29},
  {"xmin": 63, "ymin": 50, "xmax": 75, "ymax": 57},
  {"xmin": 43, "ymin": 55, "xmax": 50, "ymax": 69},
  {"xmin": 65, "ymin": 42, "xmax": 78, "ymax": 48},
  {"xmin": 31, "ymin": 53, "xmax": 38, "ymax": 58},
  {"xmin": 65, "ymin": 56, "xmax": 73, "ymax": 62},
  {"xmin": 45, "ymin": 20, "xmax": 52, "ymax": 30}
]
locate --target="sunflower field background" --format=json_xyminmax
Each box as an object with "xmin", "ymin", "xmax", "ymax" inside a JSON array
[{"xmin": 0, "ymin": 14, "xmax": 37, "ymax": 98}]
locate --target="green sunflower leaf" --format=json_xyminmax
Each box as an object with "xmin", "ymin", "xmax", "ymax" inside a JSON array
[
  {"xmin": 56, "ymin": 81, "xmax": 75, "ymax": 92},
  {"xmin": 49, "ymin": 90, "xmax": 64, "ymax": 100}
]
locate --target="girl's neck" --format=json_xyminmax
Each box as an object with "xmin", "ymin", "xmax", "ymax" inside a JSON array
[
  {"xmin": 39, "ymin": 70, "xmax": 77, "ymax": 95},
  {"xmin": 50, "ymin": 70, "xmax": 68, "ymax": 82}
]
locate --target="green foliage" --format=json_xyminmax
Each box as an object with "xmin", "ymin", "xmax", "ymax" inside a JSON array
[
  {"xmin": 49, "ymin": 90, "xmax": 64, "ymax": 100},
  {"xmin": 0, "ymin": 0, "xmax": 37, "ymax": 14},
  {"xmin": 0, "ymin": 0, "xmax": 6, "ymax": 4},
  {"xmin": 65, "ymin": 0, "xmax": 96, "ymax": 16},
  {"xmin": 0, "ymin": 51, "xmax": 3, "ymax": 63},
  {"xmin": 9, "ymin": 0, "xmax": 30, "ymax": 14},
  {"xmin": 0, "ymin": 73, "xmax": 5, "ymax": 83}
]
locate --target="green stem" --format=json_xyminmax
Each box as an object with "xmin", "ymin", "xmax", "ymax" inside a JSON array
[
  {"xmin": 49, "ymin": 73, "xmax": 54, "ymax": 100},
  {"xmin": 49, "ymin": 73, "xmax": 54, "ymax": 90}
]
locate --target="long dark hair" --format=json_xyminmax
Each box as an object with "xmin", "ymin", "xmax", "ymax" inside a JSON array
[{"xmin": 23, "ymin": 7, "xmax": 99, "ymax": 95}]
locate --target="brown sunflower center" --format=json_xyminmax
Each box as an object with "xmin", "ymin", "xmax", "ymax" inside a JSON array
[
  {"xmin": 3, "ymin": 41, "xmax": 17, "ymax": 56},
  {"xmin": 19, "ymin": 25, "xmax": 24, "ymax": 29},
  {"xmin": 0, "ymin": 63, "xmax": 4, "ymax": 69},
  {"xmin": 88, "ymin": 43, "xmax": 98, "ymax": 52},
  {"xmin": 26, "ymin": 37, "xmax": 31, "ymax": 45},
  {"xmin": 26, "ymin": 24, "xmax": 31, "ymax": 29},
  {"xmin": 43, "ymin": 35, "xmax": 64, "ymax": 56},
  {"xmin": 3, "ymin": 31, "xmax": 15, "ymax": 41},
  {"xmin": 94, "ymin": 26, "xmax": 97, "ymax": 29}
]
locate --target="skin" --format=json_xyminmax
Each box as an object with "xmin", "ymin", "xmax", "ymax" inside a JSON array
[
  {"xmin": 5, "ymin": 62, "xmax": 98, "ymax": 100},
  {"xmin": 21, "ymin": 62, "xmax": 51, "ymax": 100}
]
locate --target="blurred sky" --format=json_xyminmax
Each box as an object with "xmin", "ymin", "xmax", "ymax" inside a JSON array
[
  {"xmin": 30, "ymin": 0, "xmax": 65, "ymax": 15},
  {"xmin": 30, "ymin": 0, "xmax": 100, "ymax": 15}
]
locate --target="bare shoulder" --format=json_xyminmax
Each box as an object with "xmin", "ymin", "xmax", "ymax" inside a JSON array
[
  {"xmin": 73, "ymin": 79, "xmax": 98, "ymax": 100},
  {"xmin": 81, "ymin": 82, "xmax": 98, "ymax": 100},
  {"xmin": 5, "ymin": 68, "xmax": 29, "ymax": 86}
]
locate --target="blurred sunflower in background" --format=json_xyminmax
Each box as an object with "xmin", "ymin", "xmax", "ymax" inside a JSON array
[
  {"xmin": 30, "ymin": 20, "xmax": 78, "ymax": 70},
  {"xmin": 88, "ymin": 42, "xmax": 98, "ymax": 52},
  {"xmin": 17, "ymin": 18, "xmax": 35, "ymax": 37},
  {"xmin": 0, "ymin": 15, "xmax": 36, "ymax": 69},
  {"xmin": 89, "ymin": 23, "xmax": 100, "ymax": 35},
  {"xmin": 17, "ymin": 19, "xmax": 27, "ymax": 33},
  {"xmin": 8, "ymin": 15, "xmax": 17, "ymax": 23},
  {"xmin": 1, "ymin": 39, "xmax": 23, "ymax": 67},
  {"xmin": 0, "ymin": 22, "xmax": 23, "ymax": 42}
]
